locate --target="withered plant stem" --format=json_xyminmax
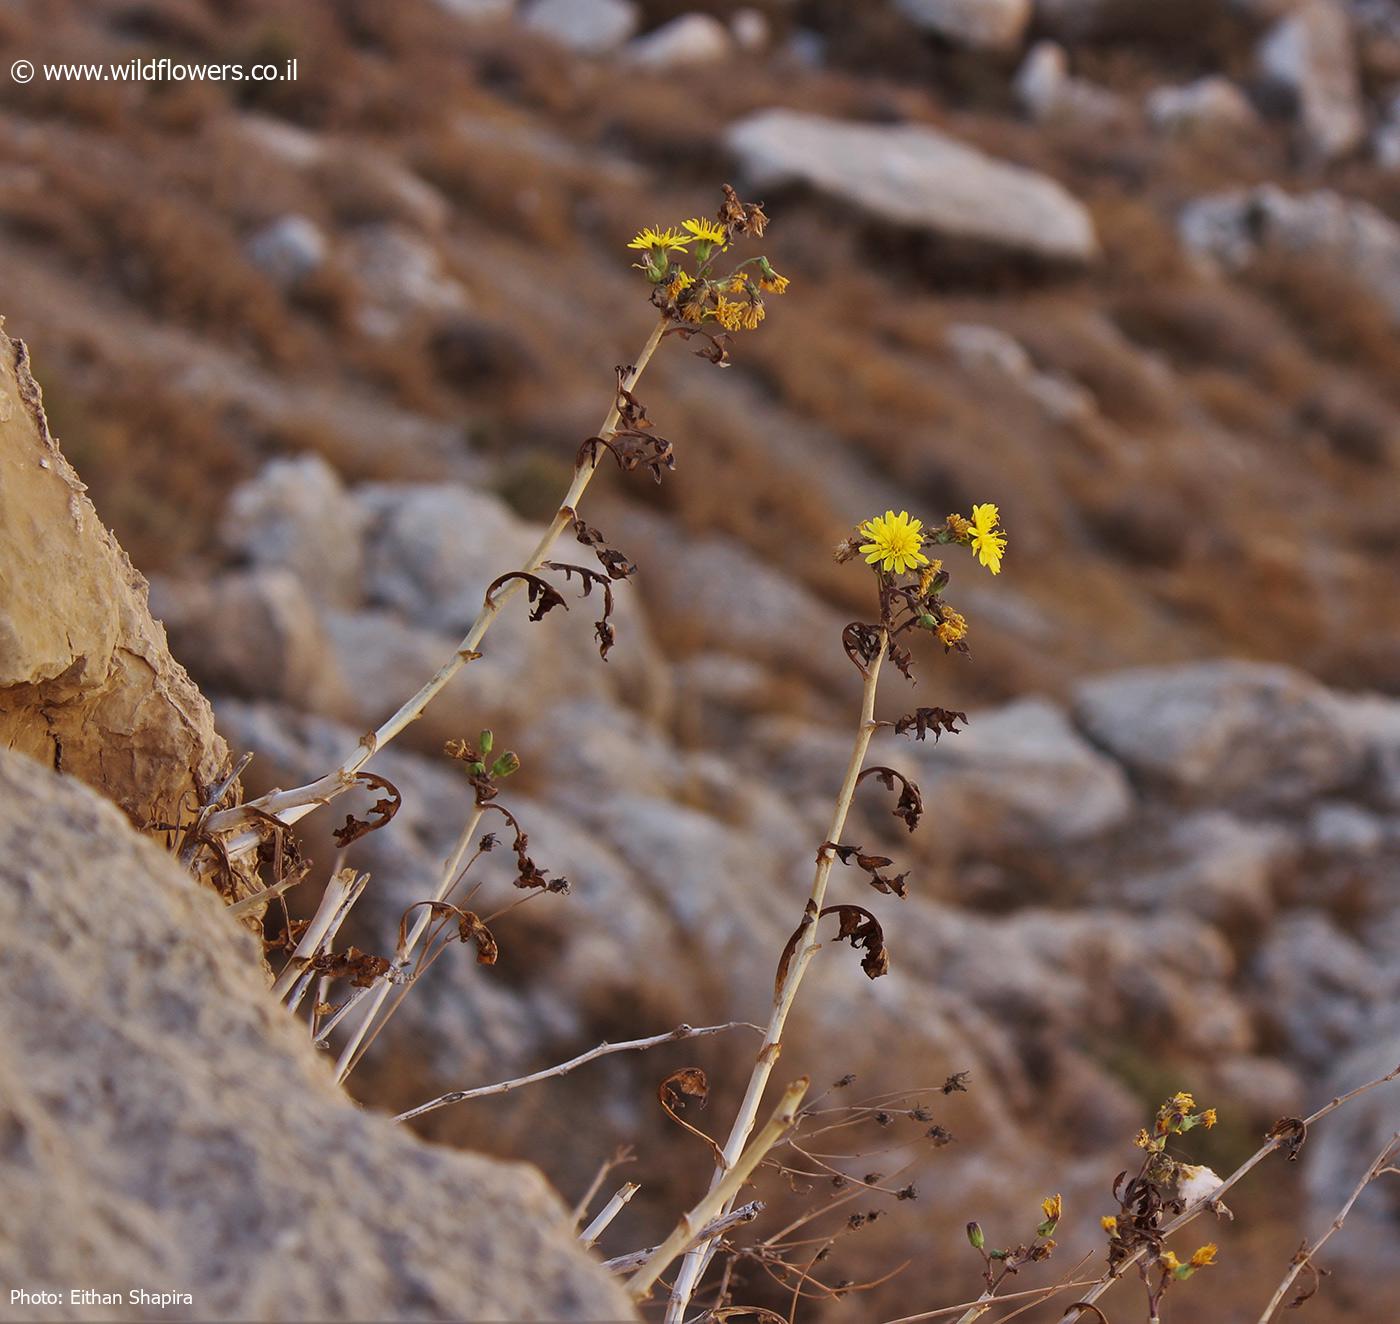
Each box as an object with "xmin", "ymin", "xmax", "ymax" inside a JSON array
[
  {"xmin": 662, "ymin": 636, "xmax": 887, "ymax": 1320},
  {"xmin": 630, "ymin": 1077, "xmax": 810, "ymax": 1300},
  {"xmin": 1254, "ymin": 1130, "xmax": 1399, "ymax": 1324},
  {"xmin": 392, "ymin": 1021, "xmax": 759, "ymax": 1123},
  {"xmin": 201, "ymin": 315, "xmax": 672, "ymax": 866},
  {"xmin": 271, "ymin": 869, "xmax": 368, "ymax": 1010},
  {"xmin": 581, "ymin": 1182, "xmax": 641, "ymax": 1249},
  {"xmin": 334, "ymin": 802, "xmax": 486, "ymax": 1081}
]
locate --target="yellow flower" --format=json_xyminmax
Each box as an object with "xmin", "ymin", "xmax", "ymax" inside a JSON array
[
  {"xmin": 936, "ymin": 606, "xmax": 967, "ymax": 647},
  {"xmin": 759, "ymin": 270, "xmax": 790, "ymax": 294},
  {"xmin": 681, "ymin": 216, "xmax": 728, "ymax": 248},
  {"xmin": 1169, "ymin": 1091, "xmax": 1196, "ymax": 1114},
  {"xmin": 713, "ymin": 297, "xmax": 747, "ymax": 332},
  {"xmin": 741, "ymin": 299, "xmax": 766, "ymax": 330},
  {"xmin": 967, "ymin": 503, "xmax": 1007, "ymax": 575},
  {"xmin": 1190, "ymin": 1244, "xmax": 1218, "ymax": 1269},
  {"xmin": 1101, "ymin": 1216, "xmax": 1118, "ymax": 1233},
  {"xmin": 665, "ymin": 270, "xmax": 694, "ymax": 300},
  {"xmin": 728, "ymin": 275, "xmax": 749, "ymax": 293},
  {"xmin": 859, "ymin": 510, "xmax": 930, "ymax": 575},
  {"xmin": 1134, "ymin": 1128, "xmax": 1154, "ymax": 1150},
  {"xmin": 916, "ymin": 559, "xmax": 943, "ymax": 595},
  {"xmin": 1041, "ymin": 1194, "xmax": 1063, "ymax": 1223},
  {"xmin": 1201, "ymin": 1108, "xmax": 1217, "ymax": 1129},
  {"xmin": 1160, "ymin": 1250, "xmax": 1182, "ymax": 1273},
  {"xmin": 628, "ymin": 225, "xmax": 690, "ymax": 253}
]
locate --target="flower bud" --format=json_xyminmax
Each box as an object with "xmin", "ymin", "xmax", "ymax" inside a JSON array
[
  {"xmin": 478, "ymin": 729, "xmax": 494, "ymax": 756},
  {"xmin": 490, "ymin": 751, "xmax": 521, "ymax": 779},
  {"xmin": 966, "ymin": 1222, "xmax": 984, "ymax": 1250}
]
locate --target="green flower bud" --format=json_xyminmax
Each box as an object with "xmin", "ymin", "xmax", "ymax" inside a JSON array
[
  {"xmin": 966, "ymin": 1222, "xmax": 984, "ymax": 1250},
  {"xmin": 467, "ymin": 761, "xmax": 486, "ymax": 776},
  {"xmin": 490, "ymin": 751, "xmax": 521, "ymax": 779},
  {"xmin": 478, "ymin": 729, "xmax": 494, "ymax": 756}
]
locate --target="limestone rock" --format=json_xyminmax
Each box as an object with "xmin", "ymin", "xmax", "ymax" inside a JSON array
[
  {"xmin": 0, "ymin": 748, "xmax": 636, "ymax": 1322},
  {"xmin": 1014, "ymin": 41, "xmax": 1128, "ymax": 126},
  {"xmin": 343, "ymin": 224, "xmax": 470, "ymax": 338},
  {"xmin": 222, "ymin": 454, "xmax": 368, "ymax": 610},
  {"xmin": 1147, "ymin": 76, "xmax": 1259, "ymax": 136},
  {"xmin": 1179, "ymin": 185, "xmax": 1400, "ymax": 325},
  {"xmin": 725, "ymin": 109, "xmax": 1098, "ymax": 264},
  {"xmin": 894, "ymin": 0, "xmax": 1032, "ymax": 52},
  {"xmin": 0, "ymin": 326, "xmax": 235, "ymax": 843},
  {"xmin": 1073, "ymin": 661, "xmax": 1365, "ymax": 808},
  {"xmin": 244, "ymin": 214, "xmax": 327, "ymax": 286},
  {"xmin": 523, "ymin": 0, "xmax": 639, "ymax": 54},
  {"xmin": 1257, "ymin": 0, "xmax": 1365, "ymax": 161},
  {"xmin": 625, "ymin": 13, "xmax": 732, "ymax": 67}
]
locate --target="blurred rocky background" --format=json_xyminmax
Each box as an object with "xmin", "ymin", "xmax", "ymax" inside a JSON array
[{"xmin": 2, "ymin": 0, "xmax": 1399, "ymax": 1319}]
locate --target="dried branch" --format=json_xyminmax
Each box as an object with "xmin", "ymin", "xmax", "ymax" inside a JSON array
[
  {"xmin": 630, "ymin": 1077, "xmax": 810, "ymax": 1300},
  {"xmin": 602, "ymin": 1202, "xmax": 766, "ymax": 1273},
  {"xmin": 393, "ymin": 1022, "xmax": 759, "ymax": 1124},
  {"xmin": 1254, "ymin": 1131, "xmax": 1400, "ymax": 1323},
  {"xmin": 580, "ymin": 1182, "xmax": 640, "ymax": 1249}
]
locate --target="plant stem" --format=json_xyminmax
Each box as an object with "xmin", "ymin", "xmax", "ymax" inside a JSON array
[
  {"xmin": 580, "ymin": 1182, "xmax": 641, "ymax": 1249},
  {"xmin": 200, "ymin": 316, "xmax": 672, "ymax": 867},
  {"xmin": 393, "ymin": 1021, "xmax": 759, "ymax": 1123},
  {"xmin": 663, "ymin": 636, "xmax": 887, "ymax": 1320},
  {"xmin": 630, "ymin": 1077, "xmax": 810, "ymax": 1301}
]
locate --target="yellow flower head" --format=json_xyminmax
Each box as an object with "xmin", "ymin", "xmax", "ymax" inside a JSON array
[
  {"xmin": 1041, "ymin": 1194, "xmax": 1063, "ymax": 1223},
  {"xmin": 665, "ymin": 270, "xmax": 694, "ymax": 300},
  {"xmin": 1101, "ymin": 1216, "xmax": 1118, "ymax": 1234},
  {"xmin": 759, "ymin": 270, "xmax": 790, "ymax": 294},
  {"xmin": 713, "ymin": 297, "xmax": 747, "ymax": 332},
  {"xmin": 741, "ymin": 299, "xmax": 766, "ymax": 330},
  {"xmin": 1160, "ymin": 1251, "xmax": 1182, "ymax": 1273},
  {"xmin": 1169, "ymin": 1091, "xmax": 1196, "ymax": 1114},
  {"xmin": 859, "ymin": 511, "xmax": 930, "ymax": 575},
  {"xmin": 1190, "ymin": 1244, "xmax": 1218, "ymax": 1269},
  {"xmin": 682, "ymin": 216, "xmax": 728, "ymax": 248},
  {"xmin": 967, "ymin": 503, "xmax": 1007, "ymax": 575},
  {"xmin": 1201, "ymin": 1108, "xmax": 1217, "ymax": 1129},
  {"xmin": 728, "ymin": 275, "xmax": 749, "ymax": 293},
  {"xmin": 628, "ymin": 225, "xmax": 690, "ymax": 254},
  {"xmin": 1134, "ymin": 1128, "xmax": 1155, "ymax": 1150}
]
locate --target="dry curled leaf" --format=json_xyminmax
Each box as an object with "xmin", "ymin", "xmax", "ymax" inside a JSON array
[
  {"xmin": 398, "ymin": 901, "xmax": 499, "ymax": 966},
  {"xmin": 543, "ymin": 560, "xmax": 620, "ymax": 660},
  {"xmin": 659, "ymin": 1067, "xmax": 724, "ymax": 1164},
  {"xmin": 822, "ymin": 841, "xmax": 909, "ymax": 899},
  {"xmin": 842, "ymin": 622, "xmax": 883, "ymax": 674},
  {"xmin": 858, "ymin": 766, "xmax": 924, "ymax": 833},
  {"xmin": 484, "ymin": 570, "xmax": 568, "ymax": 622},
  {"xmin": 1267, "ymin": 1116, "xmax": 1309, "ymax": 1162},
  {"xmin": 894, "ymin": 707, "xmax": 968, "ymax": 742},
  {"xmin": 331, "ymin": 772, "xmax": 403, "ymax": 846},
  {"xmin": 569, "ymin": 513, "xmax": 638, "ymax": 581},
  {"xmin": 776, "ymin": 902, "xmax": 891, "ymax": 989},
  {"xmin": 663, "ymin": 322, "xmax": 731, "ymax": 366},
  {"xmin": 310, "ymin": 945, "xmax": 393, "ymax": 988}
]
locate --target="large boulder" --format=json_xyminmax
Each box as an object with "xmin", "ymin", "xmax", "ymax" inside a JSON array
[
  {"xmin": 0, "ymin": 323, "xmax": 235, "ymax": 848},
  {"xmin": 1179, "ymin": 185, "xmax": 1400, "ymax": 325},
  {"xmin": 725, "ymin": 109, "xmax": 1099, "ymax": 264},
  {"xmin": 1073, "ymin": 661, "xmax": 1366, "ymax": 808},
  {"xmin": 0, "ymin": 748, "xmax": 636, "ymax": 1322}
]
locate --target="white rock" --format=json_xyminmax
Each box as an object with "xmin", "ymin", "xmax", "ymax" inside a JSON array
[
  {"xmin": 343, "ymin": 224, "xmax": 470, "ymax": 336},
  {"xmin": 626, "ymin": 13, "xmax": 731, "ymax": 66},
  {"xmin": 726, "ymin": 109, "xmax": 1098, "ymax": 263},
  {"xmin": 245, "ymin": 214, "xmax": 327, "ymax": 286},
  {"xmin": 523, "ymin": 0, "xmax": 638, "ymax": 54},
  {"xmin": 730, "ymin": 7, "xmax": 770, "ymax": 52},
  {"xmin": 1257, "ymin": 0, "xmax": 1365, "ymax": 161},
  {"xmin": 434, "ymin": 0, "xmax": 514, "ymax": 16},
  {"xmin": 946, "ymin": 323, "xmax": 1096, "ymax": 423},
  {"xmin": 1334, "ymin": 690, "xmax": 1400, "ymax": 808},
  {"xmin": 894, "ymin": 0, "xmax": 1032, "ymax": 52},
  {"xmin": 1179, "ymin": 186, "xmax": 1400, "ymax": 325},
  {"xmin": 1013, "ymin": 40, "xmax": 1128, "ymax": 125},
  {"xmin": 222, "ymin": 454, "xmax": 367, "ymax": 609},
  {"xmin": 1074, "ymin": 661, "xmax": 1366, "ymax": 808},
  {"xmin": 1147, "ymin": 76, "xmax": 1259, "ymax": 135}
]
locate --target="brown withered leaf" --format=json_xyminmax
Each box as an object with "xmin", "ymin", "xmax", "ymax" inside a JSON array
[
  {"xmin": 887, "ymin": 638, "xmax": 915, "ymax": 683},
  {"xmin": 483, "ymin": 805, "xmax": 571, "ymax": 893},
  {"xmin": 842, "ymin": 622, "xmax": 883, "ymax": 675},
  {"xmin": 543, "ymin": 560, "xmax": 619, "ymax": 660},
  {"xmin": 310, "ymin": 945, "xmax": 392, "ymax": 988},
  {"xmin": 821, "ymin": 841, "xmax": 909, "ymax": 899},
  {"xmin": 577, "ymin": 428, "xmax": 676, "ymax": 484},
  {"xmin": 825, "ymin": 904, "xmax": 890, "ymax": 980},
  {"xmin": 331, "ymin": 772, "xmax": 403, "ymax": 846},
  {"xmin": 659, "ymin": 1067, "xmax": 724, "ymax": 1164},
  {"xmin": 894, "ymin": 707, "xmax": 968, "ymax": 742},
  {"xmin": 398, "ymin": 901, "xmax": 499, "ymax": 966},
  {"xmin": 484, "ymin": 570, "xmax": 568, "ymax": 623},
  {"xmin": 1267, "ymin": 1116, "xmax": 1309, "ymax": 1161},
  {"xmin": 664, "ymin": 323, "xmax": 731, "ymax": 366},
  {"xmin": 858, "ymin": 766, "xmax": 924, "ymax": 833},
  {"xmin": 569, "ymin": 514, "xmax": 638, "ymax": 581}
]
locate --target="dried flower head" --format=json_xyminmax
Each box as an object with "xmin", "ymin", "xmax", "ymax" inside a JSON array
[{"xmin": 859, "ymin": 510, "xmax": 931, "ymax": 575}]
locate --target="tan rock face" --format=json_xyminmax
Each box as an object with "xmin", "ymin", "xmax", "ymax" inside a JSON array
[
  {"xmin": 0, "ymin": 324, "xmax": 233, "ymax": 850},
  {"xmin": 0, "ymin": 747, "xmax": 638, "ymax": 1323}
]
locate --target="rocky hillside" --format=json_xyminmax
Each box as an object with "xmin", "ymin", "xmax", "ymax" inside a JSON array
[{"xmin": 2, "ymin": 0, "xmax": 1399, "ymax": 1318}]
